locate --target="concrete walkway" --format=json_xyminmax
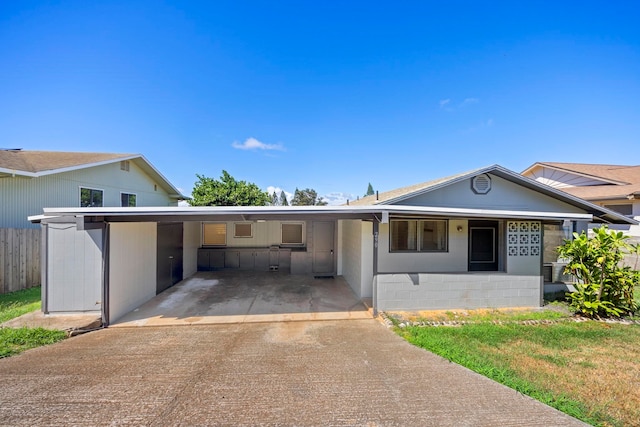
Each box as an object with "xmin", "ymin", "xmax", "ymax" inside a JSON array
[
  {"xmin": 113, "ymin": 271, "xmax": 371, "ymax": 327},
  {"xmin": 0, "ymin": 319, "xmax": 585, "ymax": 426}
]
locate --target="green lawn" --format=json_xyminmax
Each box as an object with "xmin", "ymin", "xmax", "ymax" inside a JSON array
[
  {"xmin": 0, "ymin": 286, "xmax": 42, "ymax": 323},
  {"xmin": 395, "ymin": 309, "xmax": 640, "ymax": 427},
  {"xmin": 0, "ymin": 287, "xmax": 66, "ymax": 358}
]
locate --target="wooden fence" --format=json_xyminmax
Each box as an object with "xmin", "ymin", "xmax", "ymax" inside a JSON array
[{"xmin": 0, "ymin": 228, "xmax": 40, "ymax": 294}]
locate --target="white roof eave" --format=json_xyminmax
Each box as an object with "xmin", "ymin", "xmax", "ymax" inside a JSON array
[{"xmin": 29, "ymin": 205, "xmax": 596, "ymax": 224}]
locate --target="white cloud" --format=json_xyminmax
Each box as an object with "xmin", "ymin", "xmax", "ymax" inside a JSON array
[
  {"xmin": 486, "ymin": 118, "xmax": 494, "ymax": 127},
  {"xmin": 439, "ymin": 97, "xmax": 480, "ymax": 111},
  {"xmin": 232, "ymin": 137, "xmax": 285, "ymax": 151},
  {"xmin": 266, "ymin": 186, "xmax": 294, "ymax": 203},
  {"xmin": 460, "ymin": 97, "xmax": 479, "ymax": 107},
  {"xmin": 322, "ymin": 192, "xmax": 357, "ymax": 206}
]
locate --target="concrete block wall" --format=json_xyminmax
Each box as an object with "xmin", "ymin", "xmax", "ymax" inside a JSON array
[{"xmin": 375, "ymin": 273, "xmax": 542, "ymax": 311}]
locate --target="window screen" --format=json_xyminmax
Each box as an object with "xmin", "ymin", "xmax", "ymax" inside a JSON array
[
  {"xmin": 234, "ymin": 223, "xmax": 252, "ymax": 238},
  {"xmin": 121, "ymin": 193, "xmax": 136, "ymax": 207},
  {"xmin": 282, "ymin": 223, "xmax": 303, "ymax": 244},
  {"xmin": 80, "ymin": 188, "xmax": 103, "ymax": 207},
  {"xmin": 203, "ymin": 223, "xmax": 226, "ymax": 246},
  {"xmin": 391, "ymin": 219, "xmax": 447, "ymax": 252}
]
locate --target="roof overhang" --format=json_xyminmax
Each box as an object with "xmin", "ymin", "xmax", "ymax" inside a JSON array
[
  {"xmin": 0, "ymin": 154, "xmax": 185, "ymax": 200},
  {"xmin": 521, "ymin": 162, "xmax": 630, "ymax": 186},
  {"xmin": 28, "ymin": 205, "xmax": 602, "ymax": 226}
]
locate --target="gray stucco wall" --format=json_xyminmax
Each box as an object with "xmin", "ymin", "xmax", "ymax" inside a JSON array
[
  {"xmin": 45, "ymin": 222, "xmax": 103, "ymax": 313},
  {"xmin": 339, "ymin": 220, "xmax": 373, "ymax": 298},
  {"xmin": 375, "ymin": 273, "xmax": 542, "ymax": 311},
  {"xmin": 109, "ymin": 222, "xmax": 157, "ymax": 322},
  {"xmin": 183, "ymin": 221, "xmax": 200, "ymax": 279}
]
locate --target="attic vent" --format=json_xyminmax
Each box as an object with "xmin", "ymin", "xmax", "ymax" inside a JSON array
[
  {"xmin": 471, "ymin": 174, "xmax": 491, "ymax": 194},
  {"xmin": 120, "ymin": 160, "xmax": 130, "ymax": 171}
]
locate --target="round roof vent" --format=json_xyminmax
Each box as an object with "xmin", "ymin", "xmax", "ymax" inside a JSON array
[{"xmin": 472, "ymin": 174, "xmax": 492, "ymax": 194}]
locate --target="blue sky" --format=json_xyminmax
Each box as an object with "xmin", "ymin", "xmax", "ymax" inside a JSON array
[{"xmin": 1, "ymin": 1, "xmax": 639, "ymax": 204}]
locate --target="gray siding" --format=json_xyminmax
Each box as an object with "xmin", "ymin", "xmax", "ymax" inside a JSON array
[
  {"xmin": 398, "ymin": 174, "xmax": 586, "ymax": 214},
  {"xmin": 46, "ymin": 223, "xmax": 102, "ymax": 313},
  {"xmin": 0, "ymin": 161, "xmax": 175, "ymax": 229},
  {"xmin": 375, "ymin": 273, "xmax": 542, "ymax": 310}
]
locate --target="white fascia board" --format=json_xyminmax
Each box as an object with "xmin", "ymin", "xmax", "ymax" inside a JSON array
[
  {"xmin": 36, "ymin": 204, "xmax": 594, "ymax": 222},
  {"xmin": 384, "ymin": 205, "xmax": 593, "ymax": 221},
  {"xmin": 132, "ymin": 155, "xmax": 185, "ymax": 198}
]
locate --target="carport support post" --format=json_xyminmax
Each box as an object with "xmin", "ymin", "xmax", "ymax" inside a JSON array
[
  {"xmin": 101, "ymin": 223, "xmax": 111, "ymax": 327},
  {"xmin": 372, "ymin": 220, "xmax": 379, "ymax": 317}
]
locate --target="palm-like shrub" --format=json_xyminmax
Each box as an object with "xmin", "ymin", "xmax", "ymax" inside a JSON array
[{"xmin": 558, "ymin": 226, "xmax": 639, "ymax": 318}]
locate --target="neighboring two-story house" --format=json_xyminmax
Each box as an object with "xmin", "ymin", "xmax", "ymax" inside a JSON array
[
  {"xmin": 522, "ymin": 162, "xmax": 640, "ymax": 222},
  {"xmin": 0, "ymin": 149, "xmax": 184, "ymax": 292}
]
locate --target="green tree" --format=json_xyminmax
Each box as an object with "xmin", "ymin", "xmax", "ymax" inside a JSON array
[
  {"xmin": 291, "ymin": 188, "xmax": 328, "ymax": 206},
  {"xmin": 270, "ymin": 191, "xmax": 279, "ymax": 206},
  {"xmin": 190, "ymin": 171, "xmax": 270, "ymax": 206},
  {"xmin": 365, "ymin": 183, "xmax": 374, "ymax": 196},
  {"xmin": 557, "ymin": 226, "xmax": 640, "ymax": 318},
  {"xmin": 279, "ymin": 191, "xmax": 289, "ymax": 206}
]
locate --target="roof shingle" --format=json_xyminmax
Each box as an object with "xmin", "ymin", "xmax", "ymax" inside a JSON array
[{"xmin": 0, "ymin": 150, "xmax": 136, "ymax": 173}]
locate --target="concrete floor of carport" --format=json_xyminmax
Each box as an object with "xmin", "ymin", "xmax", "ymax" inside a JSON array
[{"xmin": 111, "ymin": 271, "xmax": 372, "ymax": 327}]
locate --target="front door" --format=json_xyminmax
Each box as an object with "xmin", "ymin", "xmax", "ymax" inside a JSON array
[
  {"xmin": 157, "ymin": 222, "xmax": 183, "ymax": 294},
  {"xmin": 468, "ymin": 220, "xmax": 499, "ymax": 271},
  {"xmin": 312, "ymin": 221, "xmax": 335, "ymax": 275}
]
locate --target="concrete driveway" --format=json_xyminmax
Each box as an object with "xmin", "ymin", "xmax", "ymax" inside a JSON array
[
  {"xmin": 0, "ymin": 319, "xmax": 585, "ymax": 426},
  {"xmin": 113, "ymin": 271, "xmax": 371, "ymax": 327}
]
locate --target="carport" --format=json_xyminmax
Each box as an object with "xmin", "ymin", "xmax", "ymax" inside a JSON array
[
  {"xmin": 31, "ymin": 206, "xmax": 383, "ymax": 326},
  {"xmin": 112, "ymin": 271, "xmax": 371, "ymax": 326}
]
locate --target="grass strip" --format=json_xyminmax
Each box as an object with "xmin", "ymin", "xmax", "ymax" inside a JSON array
[
  {"xmin": 0, "ymin": 287, "xmax": 41, "ymax": 323},
  {"xmin": 0, "ymin": 327, "xmax": 66, "ymax": 358}
]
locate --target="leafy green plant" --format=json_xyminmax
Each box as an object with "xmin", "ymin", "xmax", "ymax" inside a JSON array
[{"xmin": 557, "ymin": 226, "xmax": 639, "ymax": 318}]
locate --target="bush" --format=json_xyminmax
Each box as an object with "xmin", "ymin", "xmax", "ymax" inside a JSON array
[{"xmin": 557, "ymin": 226, "xmax": 639, "ymax": 318}]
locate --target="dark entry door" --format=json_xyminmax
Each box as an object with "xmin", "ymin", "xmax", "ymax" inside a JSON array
[
  {"xmin": 157, "ymin": 222, "xmax": 183, "ymax": 294},
  {"xmin": 313, "ymin": 221, "xmax": 335, "ymax": 275},
  {"xmin": 468, "ymin": 220, "xmax": 499, "ymax": 271}
]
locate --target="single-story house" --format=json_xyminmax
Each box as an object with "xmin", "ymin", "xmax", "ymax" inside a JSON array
[{"xmin": 29, "ymin": 164, "xmax": 636, "ymax": 325}]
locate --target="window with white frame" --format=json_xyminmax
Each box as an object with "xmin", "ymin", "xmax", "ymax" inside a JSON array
[
  {"xmin": 390, "ymin": 219, "xmax": 448, "ymax": 252},
  {"xmin": 203, "ymin": 223, "xmax": 227, "ymax": 246},
  {"xmin": 234, "ymin": 222, "xmax": 252, "ymax": 238},
  {"xmin": 80, "ymin": 188, "xmax": 103, "ymax": 207},
  {"xmin": 121, "ymin": 193, "xmax": 137, "ymax": 207},
  {"xmin": 281, "ymin": 223, "xmax": 304, "ymax": 245}
]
